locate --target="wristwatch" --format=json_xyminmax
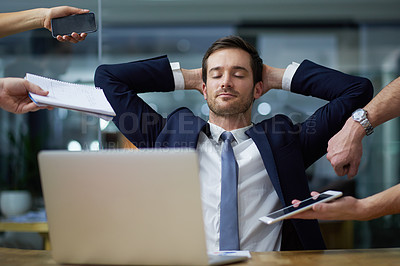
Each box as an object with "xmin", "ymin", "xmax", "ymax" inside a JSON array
[{"xmin": 351, "ymin": 108, "xmax": 374, "ymax": 136}]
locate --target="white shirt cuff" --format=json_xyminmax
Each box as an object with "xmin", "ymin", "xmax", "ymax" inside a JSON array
[
  {"xmin": 170, "ymin": 62, "xmax": 184, "ymax": 90},
  {"xmin": 282, "ymin": 62, "xmax": 300, "ymax": 91}
]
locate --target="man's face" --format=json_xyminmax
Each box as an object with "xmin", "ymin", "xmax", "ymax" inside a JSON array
[{"xmin": 203, "ymin": 48, "xmax": 261, "ymax": 117}]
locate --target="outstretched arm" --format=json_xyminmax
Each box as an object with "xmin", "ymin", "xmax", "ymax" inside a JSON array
[
  {"xmin": 0, "ymin": 6, "xmax": 89, "ymax": 43},
  {"xmin": 290, "ymin": 184, "xmax": 400, "ymax": 221},
  {"xmin": 327, "ymin": 76, "xmax": 400, "ymax": 178}
]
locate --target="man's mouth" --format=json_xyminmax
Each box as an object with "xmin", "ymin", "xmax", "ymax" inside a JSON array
[{"xmin": 217, "ymin": 90, "xmax": 237, "ymax": 98}]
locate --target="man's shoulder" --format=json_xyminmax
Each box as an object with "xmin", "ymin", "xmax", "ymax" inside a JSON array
[
  {"xmin": 168, "ymin": 107, "xmax": 197, "ymax": 118},
  {"xmin": 254, "ymin": 114, "xmax": 296, "ymax": 131},
  {"xmin": 251, "ymin": 115, "xmax": 302, "ymax": 151},
  {"xmin": 166, "ymin": 107, "xmax": 206, "ymax": 126}
]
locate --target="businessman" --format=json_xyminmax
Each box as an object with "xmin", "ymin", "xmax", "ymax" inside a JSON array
[{"xmin": 95, "ymin": 36, "xmax": 373, "ymax": 251}]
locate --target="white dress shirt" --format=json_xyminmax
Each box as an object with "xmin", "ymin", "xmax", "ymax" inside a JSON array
[{"xmin": 171, "ymin": 62, "xmax": 299, "ymax": 252}]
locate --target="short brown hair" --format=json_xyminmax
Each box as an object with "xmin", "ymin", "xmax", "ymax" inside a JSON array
[{"xmin": 202, "ymin": 35, "xmax": 263, "ymax": 85}]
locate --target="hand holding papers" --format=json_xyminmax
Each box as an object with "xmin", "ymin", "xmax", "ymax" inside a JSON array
[{"xmin": 26, "ymin": 73, "xmax": 115, "ymax": 121}]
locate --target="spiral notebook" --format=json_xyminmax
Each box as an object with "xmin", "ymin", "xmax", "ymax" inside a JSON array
[{"xmin": 26, "ymin": 73, "xmax": 116, "ymax": 121}]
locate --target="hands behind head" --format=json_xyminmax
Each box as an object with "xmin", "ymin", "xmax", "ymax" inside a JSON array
[{"xmin": 262, "ymin": 64, "xmax": 285, "ymax": 95}]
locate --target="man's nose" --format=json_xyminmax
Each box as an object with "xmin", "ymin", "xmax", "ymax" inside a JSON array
[{"xmin": 221, "ymin": 75, "xmax": 233, "ymax": 88}]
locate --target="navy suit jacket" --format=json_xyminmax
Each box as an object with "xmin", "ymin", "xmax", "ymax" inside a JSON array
[{"xmin": 95, "ymin": 55, "xmax": 373, "ymax": 250}]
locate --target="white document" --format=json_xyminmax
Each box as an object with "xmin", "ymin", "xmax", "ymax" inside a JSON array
[{"xmin": 26, "ymin": 73, "xmax": 116, "ymax": 121}]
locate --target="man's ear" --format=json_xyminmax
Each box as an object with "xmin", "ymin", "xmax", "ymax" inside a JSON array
[
  {"xmin": 253, "ymin": 81, "xmax": 263, "ymax": 100},
  {"xmin": 202, "ymin": 83, "xmax": 207, "ymax": 100}
]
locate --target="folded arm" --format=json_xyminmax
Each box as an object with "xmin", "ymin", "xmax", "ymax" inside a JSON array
[{"xmin": 94, "ymin": 55, "xmax": 175, "ymax": 147}]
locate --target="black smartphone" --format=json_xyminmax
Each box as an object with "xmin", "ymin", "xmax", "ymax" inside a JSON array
[{"xmin": 51, "ymin": 12, "xmax": 97, "ymax": 38}]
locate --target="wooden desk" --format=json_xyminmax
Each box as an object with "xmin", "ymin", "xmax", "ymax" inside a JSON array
[
  {"xmin": 0, "ymin": 222, "xmax": 50, "ymax": 250},
  {"xmin": 0, "ymin": 247, "xmax": 399, "ymax": 265}
]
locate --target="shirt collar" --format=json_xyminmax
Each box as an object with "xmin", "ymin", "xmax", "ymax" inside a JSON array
[{"xmin": 208, "ymin": 122, "xmax": 253, "ymax": 144}]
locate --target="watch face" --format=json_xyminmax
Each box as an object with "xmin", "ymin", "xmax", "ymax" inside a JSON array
[{"xmin": 352, "ymin": 109, "xmax": 366, "ymax": 121}]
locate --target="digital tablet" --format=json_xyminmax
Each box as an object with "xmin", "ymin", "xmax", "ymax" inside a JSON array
[{"xmin": 259, "ymin": 190, "xmax": 343, "ymax": 225}]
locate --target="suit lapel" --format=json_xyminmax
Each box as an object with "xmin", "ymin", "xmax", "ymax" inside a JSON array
[
  {"xmin": 156, "ymin": 110, "xmax": 207, "ymax": 149},
  {"xmin": 246, "ymin": 125, "xmax": 285, "ymax": 205}
]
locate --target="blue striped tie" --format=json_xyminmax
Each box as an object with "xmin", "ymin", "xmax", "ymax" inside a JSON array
[{"xmin": 219, "ymin": 131, "xmax": 239, "ymax": 250}]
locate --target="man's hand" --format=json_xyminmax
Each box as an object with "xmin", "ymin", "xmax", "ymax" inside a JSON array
[
  {"xmin": 43, "ymin": 6, "xmax": 89, "ymax": 43},
  {"xmin": 0, "ymin": 78, "xmax": 51, "ymax": 114},
  {"xmin": 182, "ymin": 68, "xmax": 203, "ymax": 94},
  {"xmin": 262, "ymin": 64, "xmax": 285, "ymax": 95},
  {"xmin": 290, "ymin": 192, "xmax": 366, "ymax": 220},
  {"xmin": 326, "ymin": 118, "xmax": 365, "ymax": 178}
]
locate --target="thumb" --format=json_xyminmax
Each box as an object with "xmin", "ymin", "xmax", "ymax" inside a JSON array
[
  {"xmin": 64, "ymin": 6, "xmax": 90, "ymax": 16},
  {"xmin": 25, "ymin": 81, "xmax": 48, "ymax": 96}
]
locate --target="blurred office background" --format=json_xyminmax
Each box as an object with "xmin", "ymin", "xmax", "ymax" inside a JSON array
[{"xmin": 0, "ymin": 0, "xmax": 399, "ymax": 249}]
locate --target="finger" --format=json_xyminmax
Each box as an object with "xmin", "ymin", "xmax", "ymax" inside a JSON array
[
  {"xmin": 326, "ymin": 152, "xmax": 332, "ymax": 162},
  {"xmin": 56, "ymin": 35, "xmax": 67, "ymax": 42},
  {"xmin": 311, "ymin": 192, "xmax": 320, "ymax": 200},
  {"xmin": 76, "ymin": 8, "xmax": 90, "ymax": 14},
  {"xmin": 70, "ymin": 32, "xmax": 79, "ymax": 38},
  {"xmin": 333, "ymin": 165, "xmax": 344, "ymax": 176},
  {"xmin": 70, "ymin": 32, "xmax": 85, "ymax": 42},
  {"xmin": 347, "ymin": 163, "xmax": 359, "ymax": 179},
  {"xmin": 290, "ymin": 210, "xmax": 317, "ymax": 220},
  {"xmin": 22, "ymin": 102, "xmax": 41, "ymax": 113},
  {"xmin": 312, "ymin": 203, "xmax": 324, "ymax": 212},
  {"xmin": 72, "ymin": 32, "xmax": 87, "ymax": 42},
  {"xmin": 343, "ymin": 164, "xmax": 350, "ymax": 176},
  {"xmin": 61, "ymin": 6, "xmax": 90, "ymax": 16},
  {"xmin": 291, "ymin": 200, "xmax": 301, "ymax": 207},
  {"xmin": 333, "ymin": 164, "xmax": 348, "ymax": 176},
  {"xmin": 79, "ymin": 33, "xmax": 87, "ymax": 40},
  {"xmin": 62, "ymin": 35, "xmax": 78, "ymax": 44}
]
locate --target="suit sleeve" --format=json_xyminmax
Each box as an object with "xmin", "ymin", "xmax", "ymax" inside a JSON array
[
  {"xmin": 94, "ymin": 55, "xmax": 175, "ymax": 148},
  {"xmin": 291, "ymin": 60, "xmax": 374, "ymax": 168}
]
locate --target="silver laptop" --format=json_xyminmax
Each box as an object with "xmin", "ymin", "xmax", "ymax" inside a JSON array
[{"xmin": 38, "ymin": 149, "xmax": 247, "ymax": 265}]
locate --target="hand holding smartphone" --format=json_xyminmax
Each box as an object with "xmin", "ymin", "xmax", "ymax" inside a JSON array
[
  {"xmin": 259, "ymin": 190, "xmax": 343, "ymax": 225},
  {"xmin": 51, "ymin": 12, "xmax": 97, "ymax": 38}
]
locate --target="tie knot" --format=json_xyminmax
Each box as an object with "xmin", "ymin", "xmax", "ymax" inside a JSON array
[{"xmin": 221, "ymin": 131, "xmax": 234, "ymax": 143}]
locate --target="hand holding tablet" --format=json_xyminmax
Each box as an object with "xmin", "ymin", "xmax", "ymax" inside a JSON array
[{"xmin": 259, "ymin": 190, "xmax": 343, "ymax": 225}]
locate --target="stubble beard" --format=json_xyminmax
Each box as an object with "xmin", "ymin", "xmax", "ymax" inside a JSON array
[{"xmin": 206, "ymin": 89, "xmax": 254, "ymax": 118}]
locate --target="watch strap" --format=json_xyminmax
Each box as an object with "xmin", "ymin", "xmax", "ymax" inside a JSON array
[{"xmin": 352, "ymin": 108, "xmax": 374, "ymax": 136}]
